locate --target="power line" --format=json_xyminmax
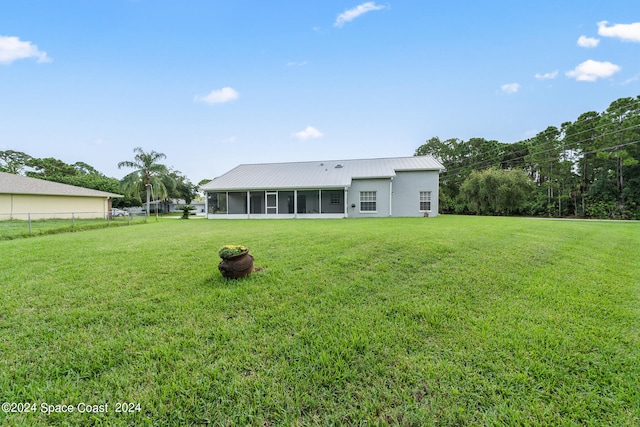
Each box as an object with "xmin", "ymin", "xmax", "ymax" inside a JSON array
[
  {"xmin": 422, "ymin": 96, "xmax": 640, "ymax": 175},
  {"xmin": 583, "ymin": 140, "xmax": 640, "ymax": 156},
  {"xmin": 435, "ymin": 122, "xmax": 640, "ymax": 176}
]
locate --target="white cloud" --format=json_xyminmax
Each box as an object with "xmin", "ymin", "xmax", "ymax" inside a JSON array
[
  {"xmin": 535, "ymin": 71, "xmax": 558, "ymax": 80},
  {"xmin": 0, "ymin": 35, "xmax": 50, "ymax": 64},
  {"xmin": 195, "ymin": 87, "xmax": 239, "ymax": 105},
  {"xmin": 597, "ymin": 20, "xmax": 640, "ymax": 42},
  {"xmin": 501, "ymin": 83, "xmax": 520, "ymax": 94},
  {"xmin": 620, "ymin": 74, "xmax": 640, "ymax": 85},
  {"xmin": 293, "ymin": 126, "xmax": 323, "ymax": 141},
  {"xmin": 221, "ymin": 136, "xmax": 237, "ymax": 144},
  {"xmin": 286, "ymin": 61, "xmax": 308, "ymax": 67},
  {"xmin": 566, "ymin": 59, "xmax": 621, "ymax": 81},
  {"xmin": 577, "ymin": 36, "xmax": 600, "ymax": 48},
  {"xmin": 334, "ymin": 2, "xmax": 386, "ymax": 28}
]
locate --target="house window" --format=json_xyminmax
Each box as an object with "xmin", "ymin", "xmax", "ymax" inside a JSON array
[
  {"xmin": 330, "ymin": 193, "xmax": 341, "ymax": 204},
  {"xmin": 360, "ymin": 191, "xmax": 377, "ymax": 212},
  {"xmin": 419, "ymin": 191, "xmax": 432, "ymax": 211}
]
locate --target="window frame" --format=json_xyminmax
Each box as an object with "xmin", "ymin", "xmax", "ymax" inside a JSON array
[
  {"xmin": 419, "ymin": 191, "xmax": 432, "ymax": 212},
  {"xmin": 359, "ymin": 191, "xmax": 377, "ymax": 213},
  {"xmin": 329, "ymin": 193, "xmax": 341, "ymax": 205}
]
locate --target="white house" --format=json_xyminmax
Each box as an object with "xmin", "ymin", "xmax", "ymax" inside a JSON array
[{"xmin": 200, "ymin": 156, "xmax": 444, "ymax": 219}]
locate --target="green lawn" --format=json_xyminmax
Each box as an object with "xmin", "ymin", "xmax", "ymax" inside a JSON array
[{"xmin": 0, "ymin": 216, "xmax": 638, "ymax": 426}]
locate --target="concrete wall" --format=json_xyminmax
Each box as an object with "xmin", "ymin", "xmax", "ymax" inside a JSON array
[
  {"xmin": 347, "ymin": 178, "xmax": 391, "ymax": 218},
  {"xmin": 0, "ymin": 194, "xmax": 11, "ymax": 217},
  {"xmin": 392, "ymin": 170, "xmax": 440, "ymax": 217},
  {"xmin": 0, "ymin": 194, "xmax": 110, "ymax": 220}
]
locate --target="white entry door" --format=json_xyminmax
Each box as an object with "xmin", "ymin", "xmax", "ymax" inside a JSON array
[{"xmin": 266, "ymin": 192, "xmax": 277, "ymax": 214}]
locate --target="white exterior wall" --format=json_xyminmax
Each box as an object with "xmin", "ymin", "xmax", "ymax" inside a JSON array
[
  {"xmin": 391, "ymin": 170, "xmax": 439, "ymax": 217},
  {"xmin": 347, "ymin": 178, "xmax": 391, "ymax": 218}
]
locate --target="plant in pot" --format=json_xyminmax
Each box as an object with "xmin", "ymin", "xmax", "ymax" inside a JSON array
[{"xmin": 218, "ymin": 245, "xmax": 254, "ymax": 279}]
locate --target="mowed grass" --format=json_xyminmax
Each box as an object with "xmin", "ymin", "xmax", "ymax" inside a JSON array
[{"xmin": 0, "ymin": 216, "xmax": 638, "ymax": 426}]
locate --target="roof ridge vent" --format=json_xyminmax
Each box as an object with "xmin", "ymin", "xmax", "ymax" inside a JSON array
[{"xmin": 335, "ymin": 164, "xmax": 343, "ymax": 168}]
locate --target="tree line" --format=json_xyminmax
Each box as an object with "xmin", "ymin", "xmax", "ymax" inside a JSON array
[
  {"xmin": 415, "ymin": 95, "xmax": 640, "ymax": 219},
  {"xmin": 0, "ymin": 148, "xmax": 200, "ymax": 211}
]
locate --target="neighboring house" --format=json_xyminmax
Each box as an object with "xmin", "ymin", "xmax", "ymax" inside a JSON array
[
  {"xmin": 0, "ymin": 172, "xmax": 122, "ymax": 220},
  {"xmin": 200, "ymin": 156, "xmax": 444, "ymax": 219},
  {"xmin": 138, "ymin": 199, "xmax": 205, "ymax": 215},
  {"xmin": 166, "ymin": 199, "xmax": 206, "ymax": 215}
]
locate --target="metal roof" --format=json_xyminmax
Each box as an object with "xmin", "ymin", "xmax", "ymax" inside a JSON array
[
  {"xmin": 0, "ymin": 172, "xmax": 123, "ymax": 198},
  {"xmin": 200, "ymin": 156, "xmax": 444, "ymax": 191}
]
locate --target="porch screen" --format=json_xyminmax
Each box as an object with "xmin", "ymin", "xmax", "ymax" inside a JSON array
[{"xmin": 208, "ymin": 192, "xmax": 227, "ymax": 214}]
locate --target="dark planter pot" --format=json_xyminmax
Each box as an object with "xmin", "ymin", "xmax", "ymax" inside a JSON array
[{"xmin": 218, "ymin": 250, "xmax": 254, "ymax": 279}]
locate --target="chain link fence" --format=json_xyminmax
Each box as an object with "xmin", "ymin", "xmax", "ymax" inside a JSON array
[{"xmin": 0, "ymin": 211, "xmax": 148, "ymax": 240}]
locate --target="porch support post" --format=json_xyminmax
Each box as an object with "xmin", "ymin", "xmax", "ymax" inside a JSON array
[
  {"xmin": 344, "ymin": 188, "xmax": 348, "ymax": 218},
  {"xmin": 246, "ymin": 191, "xmax": 251, "ymax": 218},
  {"xmin": 294, "ymin": 190, "xmax": 298, "ymax": 218},
  {"xmin": 319, "ymin": 189, "xmax": 322, "ymax": 214}
]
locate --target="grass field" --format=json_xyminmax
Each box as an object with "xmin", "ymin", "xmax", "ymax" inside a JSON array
[{"xmin": 0, "ymin": 216, "xmax": 638, "ymax": 426}]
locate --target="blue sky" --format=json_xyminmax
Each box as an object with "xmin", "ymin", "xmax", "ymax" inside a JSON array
[{"xmin": 2, "ymin": 1, "xmax": 639, "ymax": 183}]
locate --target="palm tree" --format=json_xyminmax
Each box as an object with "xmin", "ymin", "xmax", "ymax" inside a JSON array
[{"xmin": 118, "ymin": 147, "xmax": 176, "ymax": 216}]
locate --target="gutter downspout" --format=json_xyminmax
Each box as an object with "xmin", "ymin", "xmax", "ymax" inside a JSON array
[
  {"xmin": 344, "ymin": 187, "xmax": 348, "ymax": 218},
  {"xmin": 389, "ymin": 177, "xmax": 393, "ymax": 217}
]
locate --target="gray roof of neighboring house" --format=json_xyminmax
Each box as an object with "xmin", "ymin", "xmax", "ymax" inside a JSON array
[
  {"xmin": 0, "ymin": 172, "xmax": 122, "ymax": 198},
  {"xmin": 200, "ymin": 156, "xmax": 444, "ymax": 191}
]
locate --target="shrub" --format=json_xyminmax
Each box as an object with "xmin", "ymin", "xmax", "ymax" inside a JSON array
[
  {"xmin": 177, "ymin": 205, "xmax": 194, "ymax": 219},
  {"xmin": 218, "ymin": 245, "xmax": 248, "ymax": 259}
]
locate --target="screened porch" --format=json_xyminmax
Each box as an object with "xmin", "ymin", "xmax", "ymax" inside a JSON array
[{"xmin": 207, "ymin": 189, "xmax": 346, "ymax": 218}]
